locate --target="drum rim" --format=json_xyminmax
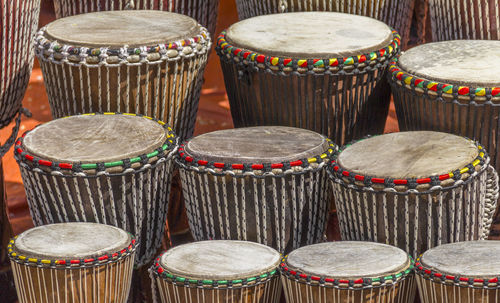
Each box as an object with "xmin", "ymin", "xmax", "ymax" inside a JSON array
[
  {"xmin": 8, "ymin": 234, "xmax": 137, "ymax": 269},
  {"xmin": 215, "ymin": 29, "xmax": 400, "ymax": 74},
  {"xmin": 34, "ymin": 24, "xmax": 211, "ymax": 66},
  {"xmin": 389, "ymin": 56, "xmax": 500, "ymax": 102},
  {"xmin": 327, "ymin": 134, "xmax": 487, "ymax": 192},
  {"xmin": 280, "ymin": 254, "xmax": 414, "ymax": 289},
  {"xmin": 150, "ymin": 251, "xmax": 279, "ymax": 289},
  {"xmin": 14, "ymin": 112, "xmax": 177, "ymax": 175},
  {"xmin": 415, "ymin": 255, "xmax": 500, "ymax": 289},
  {"xmin": 175, "ymin": 139, "xmax": 337, "ymax": 177}
]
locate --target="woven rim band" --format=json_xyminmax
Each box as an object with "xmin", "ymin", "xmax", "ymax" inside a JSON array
[
  {"xmin": 415, "ymin": 256, "xmax": 500, "ymax": 289},
  {"xmin": 175, "ymin": 139, "xmax": 337, "ymax": 176},
  {"xmin": 8, "ymin": 235, "xmax": 137, "ymax": 269},
  {"xmin": 150, "ymin": 251, "xmax": 279, "ymax": 289},
  {"xmin": 14, "ymin": 112, "xmax": 177, "ymax": 174},
  {"xmin": 328, "ymin": 135, "xmax": 487, "ymax": 191},
  {"xmin": 280, "ymin": 255, "xmax": 414, "ymax": 289},
  {"xmin": 215, "ymin": 29, "xmax": 400, "ymax": 73},
  {"xmin": 389, "ymin": 56, "xmax": 500, "ymax": 100},
  {"xmin": 35, "ymin": 24, "xmax": 211, "ymax": 65}
]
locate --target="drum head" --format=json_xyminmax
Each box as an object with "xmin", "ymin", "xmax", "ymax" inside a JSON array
[
  {"xmin": 338, "ymin": 131, "xmax": 479, "ymax": 179},
  {"xmin": 225, "ymin": 12, "xmax": 393, "ymax": 59},
  {"xmin": 286, "ymin": 241, "xmax": 409, "ymax": 278},
  {"xmin": 44, "ymin": 10, "xmax": 201, "ymax": 48},
  {"xmin": 23, "ymin": 114, "xmax": 167, "ymax": 164},
  {"xmin": 398, "ymin": 40, "xmax": 500, "ymax": 87},
  {"xmin": 160, "ymin": 240, "xmax": 281, "ymax": 280},
  {"xmin": 185, "ymin": 126, "xmax": 329, "ymax": 164},
  {"xmin": 14, "ymin": 223, "xmax": 131, "ymax": 259},
  {"xmin": 421, "ymin": 241, "xmax": 500, "ymax": 278}
]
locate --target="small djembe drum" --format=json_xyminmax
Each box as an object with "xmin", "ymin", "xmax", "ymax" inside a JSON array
[
  {"xmin": 216, "ymin": 12, "xmax": 400, "ymax": 146},
  {"xmin": 150, "ymin": 240, "xmax": 282, "ymax": 303},
  {"xmin": 176, "ymin": 126, "xmax": 336, "ymax": 253},
  {"xmin": 235, "ymin": 0, "xmax": 414, "ymax": 48},
  {"xmin": 389, "ymin": 41, "xmax": 500, "ymax": 235},
  {"xmin": 416, "ymin": 241, "xmax": 500, "ymax": 302},
  {"xmin": 281, "ymin": 241, "xmax": 416, "ymax": 303},
  {"xmin": 328, "ymin": 131, "xmax": 499, "ymax": 258},
  {"xmin": 14, "ymin": 112, "xmax": 176, "ymax": 266},
  {"xmin": 429, "ymin": 0, "xmax": 500, "ymax": 41},
  {"xmin": 35, "ymin": 10, "xmax": 210, "ymax": 140},
  {"xmin": 53, "ymin": 0, "xmax": 220, "ymax": 42},
  {"xmin": 1, "ymin": 0, "xmax": 41, "ymax": 152},
  {"xmin": 8, "ymin": 222, "xmax": 136, "ymax": 303}
]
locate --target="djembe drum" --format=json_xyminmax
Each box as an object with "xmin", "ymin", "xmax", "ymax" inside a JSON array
[
  {"xmin": 328, "ymin": 131, "xmax": 499, "ymax": 258},
  {"xmin": 35, "ymin": 10, "xmax": 210, "ymax": 140},
  {"xmin": 416, "ymin": 241, "xmax": 500, "ymax": 302},
  {"xmin": 235, "ymin": 0, "xmax": 414, "ymax": 48},
  {"xmin": 281, "ymin": 241, "xmax": 416, "ymax": 303},
  {"xmin": 1, "ymin": 0, "xmax": 40, "ymax": 153},
  {"xmin": 8, "ymin": 222, "xmax": 136, "ymax": 303},
  {"xmin": 216, "ymin": 12, "xmax": 400, "ymax": 146},
  {"xmin": 389, "ymin": 41, "xmax": 500, "ymax": 235},
  {"xmin": 14, "ymin": 112, "xmax": 176, "ymax": 266},
  {"xmin": 176, "ymin": 126, "xmax": 336, "ymax": 253},
  {"xmin": 429, "ymin": 0, "xmax": 500, "ymax": 41},
  {"xmin": 150, "ymin": 240, "xmax": 282, "ymax": 303},
  {"xmin": 53, "ymin": 0, "xmax": 220, "ymax": 42}
]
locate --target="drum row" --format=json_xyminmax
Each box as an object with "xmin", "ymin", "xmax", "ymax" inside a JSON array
[
  {"xmin": 8, "ymin": 221, "xmax": 500, "ymax": 303},
  {"xmin": 6, "ymin": 110, "xmax": 500, "ymax": 302}
]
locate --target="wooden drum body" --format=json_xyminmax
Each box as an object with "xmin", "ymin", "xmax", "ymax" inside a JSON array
[
  {"xmin": 14, "ymin": 112, "xmax": 177, "ymax": 266},
  {"xmin": 328, "ymin": 131, "xmax": 499, "ymax": 258},
  {"xmin": 216, "ymin": 12, "xmax": 400, "ymax": 146},
  {"xmin": 281, "ymin": 241, "xmax": 416, "ymax": 303},
  {"xmin": 429, "ymin": 0, "xmax": 500, "ymax": 41},
  {"xmin": 35, "ymin": 11, "xmax": 210, "ymax": 140},
  {"xmin": 0, "ymin": 0, "xmax": 40, "ymax": 129},
  {"xmin": 176, "ymin": 126, "xmax": 336, "ymax": 253},
  {"xmin": 416, "ymin": 241, "xmax": 500, "ymax": 302},
  {"xmin": 150, "ymin": 240, "xmax": 282, "ymax": 303},
  {"xmin": 235, "ymin": 0, "xmax": 414, "ymax": 46},
  {"xmin": 53, "ymin": 0, "xmax": 220, "ymax": 42},
  {"xmin": 8, "ymin": 223, "xmax": 136, "ymax": 303}
]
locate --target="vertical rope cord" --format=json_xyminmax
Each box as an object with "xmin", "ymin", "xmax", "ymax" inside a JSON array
[
  {"xmin": 331, "ymin": 166, "xmax": 491, "ymax": 259},
  {"xmin": 10, "ymin": 253, "xmax": 135, "ymax": 303}
]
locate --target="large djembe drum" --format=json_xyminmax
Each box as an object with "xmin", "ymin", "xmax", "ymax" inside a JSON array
[
  {"xmin": 14, "ymin": 112, "xmax": 177, "ymax": 266},
  {"xmin": 9, "ymin": 223, "xmax": 136, "ymax": 303},
  {"xmin": 176, "ymin": 126, "xmax": 336, "ymax": 253},
  {"xmin": 1, "ymin": 0, "xmax": 40, "ymax": 152},
  {"xmin": 216, "ymin": 12, "xmax": 400, "ymax": 146},
  {"xmin": 150, "ymin": 240, "xmax": 282, "ymax": 303},
  {"xmin": 53, "ymin": 0, "xmax": 220, "ymax": 42},
  {"xmin": 416, "ymin": 241, "xmax": 500, "ymax": 302},
  {"xmin": 429, "ymin": 0, "xmax": 500, "ymax": 41},
  {"xmin": 235, "ymin": 0, "xmax": 414, "ymax": 48},
  {"xmin": 281, "ymin": 241, "xmax": 416, "ymax": 303},
  {"xmin": 389, "ymin": 41, "xmax": 500, "ymax": 235},
  {"xmin": 35, "ymin": 10, "xmax": 210, "ymax": 140},
  {"xmin": 328, "ymin": 131, "xmax": 499, "ymax": 258}
]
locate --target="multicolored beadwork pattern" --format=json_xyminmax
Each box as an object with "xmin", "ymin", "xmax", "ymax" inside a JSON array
[
  {"xmin": 281, "ymin": 256, "xmax": 414, "ymax": 288},
  {"xmin": 389, "ymin": 57, "xmax": 500, "ymax": 98},
  {"xmin": 14, "ymin": 112, "xmax": 176, "ymax": 173},
  {"xmin": 8, "ymin": 236, "xmax": 137, "ymax": 268},
  {"xmin": 150, "ymin": 252, "xmax": 279, "ymax": 289},
  {"xmin": 329, "ymin": 137, "xmax": 486, "ymax": 189},
  {"xmin": 35, "ymin": 26, "xmax": 210, "ymax": 64},
  {"xmin": 415, "ymin": 256, "xmax": 500, "ymax": 289},
  {"xmin": 176, "ymin": 139, "xmax": 337, "ymax": 175},
  {"xmin": 216, "ymin": 29, "xmax": 400, "ymax": 72}
]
